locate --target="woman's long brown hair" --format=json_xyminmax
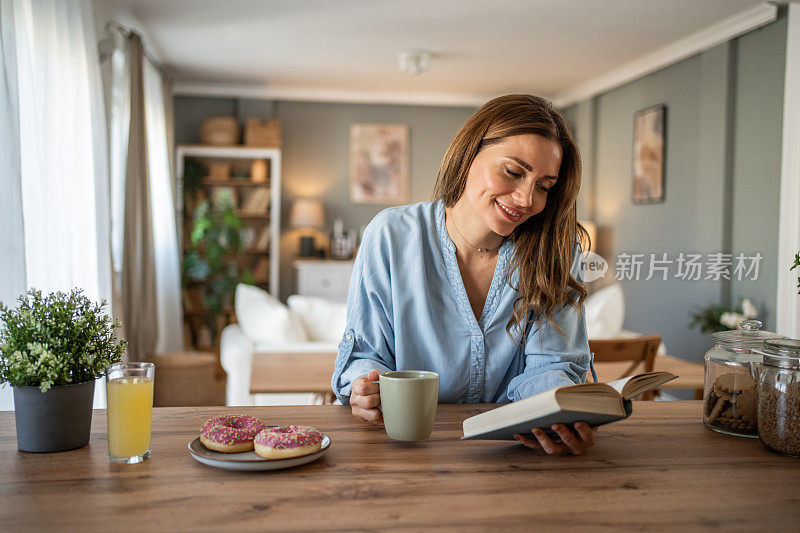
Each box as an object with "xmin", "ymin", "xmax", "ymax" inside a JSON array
[{"xmin": 433, "ymin": 94, "xmax": 589, "ymax": 339}]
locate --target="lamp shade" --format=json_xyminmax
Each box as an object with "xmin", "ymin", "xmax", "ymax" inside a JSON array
[
  {"xmin": 578, "ymin": 220, "xmax": 597, "ymax": 252},
  {"xmin": 290, "ymin": 199, "xmax": 325, "ymax": 229}
]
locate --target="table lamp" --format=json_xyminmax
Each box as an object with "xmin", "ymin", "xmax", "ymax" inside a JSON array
[
  {"xmin": 579, "ymin": 220, "xmax": 597, "ymax": 252},
  {"xmin": 290, "ymin": 198, "xmax": 325, "ymax": 257}
]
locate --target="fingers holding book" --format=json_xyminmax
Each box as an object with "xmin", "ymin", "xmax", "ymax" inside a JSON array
[
  {"xmin": 513, "ymin": 422, "xmax": 597, "ymax": 455},
  {"xmin": 573, "ymin": 422, "xmax": 598, "ymax": 448}
]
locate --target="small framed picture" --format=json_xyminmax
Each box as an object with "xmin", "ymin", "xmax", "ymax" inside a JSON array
[
  {"xmin": 632, "ymin": 104, "xmax": 666, "ymax": 204},
  {"xmin": 349, "ymin": 124, "xmax": 409, "ymax": 204}
]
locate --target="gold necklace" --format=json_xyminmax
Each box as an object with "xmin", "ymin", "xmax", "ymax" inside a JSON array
[{"xmin": 449, "ymin": 214, "xmax": 500, "ymax": 254}]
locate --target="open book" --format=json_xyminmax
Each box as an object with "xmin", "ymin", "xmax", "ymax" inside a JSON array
[{"xmin": 462, "ymin": 372, "xmax": 677, "ymax": 440}]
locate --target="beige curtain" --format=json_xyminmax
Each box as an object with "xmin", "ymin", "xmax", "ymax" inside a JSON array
[
  {"xmin": 121, "ymin": 32, "xmax": 157, "ymax": 363},
  {"xmin": 162, "ymin": 75, "xmax": 178, "ymax": 220}
]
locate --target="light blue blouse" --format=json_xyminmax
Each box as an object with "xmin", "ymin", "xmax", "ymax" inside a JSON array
[{"xmin": 331, "ymin": 200, "xmax": 594, "ymax": 404}]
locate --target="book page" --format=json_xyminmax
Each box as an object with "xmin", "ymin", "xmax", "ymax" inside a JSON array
[
  {"xmin": 607, "ymin": 375, "xmax": 636, "ymax": 395},
  {"xmin": 609, "ymin": 372, "xmax": 677, "ymax": 400},
  {"xmin": 556, "ymin": 386, "xmax": 626, "ymax": 416}
]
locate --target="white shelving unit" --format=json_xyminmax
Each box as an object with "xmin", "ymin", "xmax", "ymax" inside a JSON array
[{"xmin": 176, "ymin": 145, "xmax": 281, "ymax": 298}]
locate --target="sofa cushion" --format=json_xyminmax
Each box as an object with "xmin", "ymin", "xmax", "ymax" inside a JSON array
[
  {"xmin": 235, "ymin": 284, "xmax": 307, "ymax": 345},
  {"xmin": 287, "ymin": 295, "xmax": 347, "ymax": 342},
  {"xmin": 584, "ymin": 283, "xmax": 625, "ymax": 339}
]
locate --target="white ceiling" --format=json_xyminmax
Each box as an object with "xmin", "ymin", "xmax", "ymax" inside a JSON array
[{"xmin": 100, "ymin": 0, "xmax": 772, "ymax": 106}]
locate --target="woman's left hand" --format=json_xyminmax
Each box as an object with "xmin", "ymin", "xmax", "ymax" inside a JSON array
[{"xmin": 513, "ymin": 422, "xmax": 597, "ymax": 455}]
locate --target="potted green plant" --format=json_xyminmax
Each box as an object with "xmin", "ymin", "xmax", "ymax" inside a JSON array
[
  {"xmin": 182, "ymin": 198, "xmax": 254, "ymax": 344},
  {"xmin": 0, "ymin": 288, "xmax": 126, "ymax": 452}
]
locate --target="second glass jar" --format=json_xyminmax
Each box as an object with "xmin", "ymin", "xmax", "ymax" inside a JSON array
[{"xmin": 756, "ymin": 339, "xmax": 800, "ymax": 457}]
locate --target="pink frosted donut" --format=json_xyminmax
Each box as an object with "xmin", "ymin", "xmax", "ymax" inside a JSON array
[
  {"xmin": 200, "ymin": 414, "xmax": 267, "ymax": 453},
  {"xmin": 254, "ymin": 425, "xmax": 325, "ymax": 459}
]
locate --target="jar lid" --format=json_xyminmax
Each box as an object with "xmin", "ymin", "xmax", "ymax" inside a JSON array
[
  {"xmin": 761, "ymin": 338, "xmax": 800, "ymax": 370},
  {"xmin": 711, "ymin": 320, "xmax": 783, "ymax": 351}
]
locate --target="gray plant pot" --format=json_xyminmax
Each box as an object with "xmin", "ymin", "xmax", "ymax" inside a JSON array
[{"xmin": 13, "ymin": 380, "xmax": 95, "ymax": 453}]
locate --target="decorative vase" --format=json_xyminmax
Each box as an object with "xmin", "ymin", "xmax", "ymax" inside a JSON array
[{"xmin": 13, "ymin": 380, "xmax": 95, "ymax": 453}]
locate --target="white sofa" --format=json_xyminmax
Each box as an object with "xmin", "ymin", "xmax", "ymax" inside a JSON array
[
  {"xmin": 220, "ymin": 283, "xmax": 665, "ymax": 406},
  {"xmin": 221, "ymin": 284, "xmax": 344, "ymax": 406}
]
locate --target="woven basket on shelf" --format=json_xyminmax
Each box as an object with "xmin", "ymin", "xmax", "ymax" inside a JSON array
[
  {"xmin": 244, "ymin": 118, "xmax": 281, "ymax": 148},
  {"xmin": 199, "ymin": 116, "xmax": 240, "ymax": 146}
]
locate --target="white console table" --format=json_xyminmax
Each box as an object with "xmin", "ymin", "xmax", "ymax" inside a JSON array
[{"xmin": 294, "ymin": 259, "xmax": 355, "ymax": 303}]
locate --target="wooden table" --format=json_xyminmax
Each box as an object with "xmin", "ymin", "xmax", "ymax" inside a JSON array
[
  {"xmin": 250, "ymin": 352, "xmax": 705, "ymax": 399},
  {"xmin": 1, "ymin": 403, "xmax": 798, "ymax": 530},
  {"xmin": 250, "ymin": 352, "xmax": 337, "ymax": 402}
]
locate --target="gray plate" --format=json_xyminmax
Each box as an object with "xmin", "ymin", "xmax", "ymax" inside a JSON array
[{"xmin": 187, "ymin": 434, "xmax": 331, "ymax": 471}]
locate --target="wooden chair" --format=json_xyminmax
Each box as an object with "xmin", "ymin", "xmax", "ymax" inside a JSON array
[
  {"xmin": 151, "ymin": 351, "xmax": 226, "ymax": 407},
  {"xmin": 588, "ymin": 335, "xmax": 662, "ymax": 400}
]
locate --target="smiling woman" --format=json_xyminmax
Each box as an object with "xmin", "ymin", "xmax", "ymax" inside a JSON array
[
  {"xmin": 434, "ymin": 94, "xmax": 588, "ymax": 338},
  {"xmin": 443, "ymin": 133, "xmax": 564, "ymax": 322},
  {"xmin": 332, "ymin": 94, "xmax": 598, "ymax": 456}
]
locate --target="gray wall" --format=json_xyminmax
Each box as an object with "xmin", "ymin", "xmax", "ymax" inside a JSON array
[
  {"xmin": 730, "ymin": 20, "xmax": 787, "ymax": 325},
  {"xmin": 174, "ymin": 97, "xmax": 477, "ymax": 300},
  {"xmin": 562, "ymin": 15, "xmax": 787, "ymax": 365}
]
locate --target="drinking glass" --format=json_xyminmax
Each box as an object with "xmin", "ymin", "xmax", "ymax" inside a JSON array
[{"xmin": 105, "ymin": 362, "xmax": 155, "ymax": 464}]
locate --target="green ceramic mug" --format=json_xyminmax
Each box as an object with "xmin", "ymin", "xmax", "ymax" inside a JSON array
[{"xmin": 378, "ymin": 371, "xmax": 439, "ymax": 441}]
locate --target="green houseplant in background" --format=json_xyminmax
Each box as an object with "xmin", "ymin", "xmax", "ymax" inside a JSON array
[
  {"xmin": 689, "ymin": 297, "xmax": 759, "ymax": 334},
  {"xmin": 0, "ymin": 288, "xmax": 126, "ymax": 452},
  {"xmin": 182, "ymin": 198, "xmax": 254, "ymax": 345},
  {"xmin": 791, "ymin": 251, "xmax": 800, "ymax": 294},
  {"xmin": 181, "ymin": 157, "xmax": 206, "ymax": 205}
]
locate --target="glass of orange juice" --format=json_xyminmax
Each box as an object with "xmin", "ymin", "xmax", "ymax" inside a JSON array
[{"xmin": 105, "ymin": 362, "xmax": 155, "ymax": 464}]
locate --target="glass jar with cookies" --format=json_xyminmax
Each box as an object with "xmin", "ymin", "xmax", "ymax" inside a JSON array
[
  {"xmin": 703, "ymin": 320, "xmax": 784, "ymax": 438},
  {"xmin": 756, "ymin": 339, "xmax": 800, "ymax": 457}
]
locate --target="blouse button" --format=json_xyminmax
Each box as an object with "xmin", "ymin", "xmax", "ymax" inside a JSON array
[{"xmin": 345, "ymin": 332, "xmax": 353, "ymax": 340}]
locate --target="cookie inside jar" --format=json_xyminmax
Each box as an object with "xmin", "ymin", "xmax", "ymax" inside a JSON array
[
  {"xmin": 703, "ymin": 320, "xmax": 784, "ymax": 438},
  {"xmin": 704, "ymin": 371, "xmax": 758, "ymax": 437}
]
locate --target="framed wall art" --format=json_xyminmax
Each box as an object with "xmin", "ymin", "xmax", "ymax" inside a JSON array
[
  {"xmin": 349, "ymin": 123, "xmax": 409, "ymax": 204},
  {"xmin": 631, "ymin": 104, "xmax": 666, "ymax": 204}
]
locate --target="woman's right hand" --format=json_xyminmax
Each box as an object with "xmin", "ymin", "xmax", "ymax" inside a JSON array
[{"xmin": 350, "ymin": 369, "xmax": 383, "ymax": 426}]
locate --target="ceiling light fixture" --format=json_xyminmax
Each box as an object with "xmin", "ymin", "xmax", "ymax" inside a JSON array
[{"xmin": 398, "ymin": 49, "xmax": 431, "ymax": 76}]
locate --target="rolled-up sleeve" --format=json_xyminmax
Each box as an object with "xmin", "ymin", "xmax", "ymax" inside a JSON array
[
  {"xmin": 505, "ymin": 244, "xmax": 593, "ymax": 402},
  {"xmin": 505, "ymin": 300, "xmax": 592, "ymax": 401},
  {"xmin": 331, "ymin": 213, "xmax": 397, "ymax": 404}
]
